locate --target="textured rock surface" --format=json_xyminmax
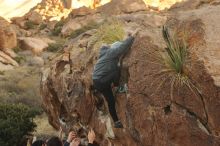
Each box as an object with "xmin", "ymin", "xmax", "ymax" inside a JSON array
[
  {"xmin": 40, "ymin": 1, "xmax": 220, "ymax": 146},
  {"xmin": 18, "ymin": 37, "xmax": 49, "ymax": 55},
  {"xmin": 98, "ymin": 0, "xmax": 147, "ymax": 15},
  {"xmin": 0, "ymin": 17, "xmax": 17, "ymax": 50}
]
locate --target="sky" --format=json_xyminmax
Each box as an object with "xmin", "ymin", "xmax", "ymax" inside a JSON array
[{"xmin": 0, "ymin": 0, "xmax": 42, "ymax": 20}]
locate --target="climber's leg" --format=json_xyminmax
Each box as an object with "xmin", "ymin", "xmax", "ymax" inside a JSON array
[
  {"xmin": 101, "ymin": 86, "xmax": 123, "ymax": 128},
  {"xmin": 101, "ymin": 86, "xmax": 118, "ymax": 122},
  {"xmin": 93, "ymin": 79, "xmax": 123, "ymax": 128},
  {"xmin": 113, "ymin": 69, "xmax": 120, "ymax": 87}
]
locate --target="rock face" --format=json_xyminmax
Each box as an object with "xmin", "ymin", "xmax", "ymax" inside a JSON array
[
  {"xmin": 27, "ymin": 11, "xmax": 43, "ymax": 25},
  {"xmin": 40, "ymin": 1, "xmax": 220, "ymax": 146},
  {"xmin": 98, "ymin": 0, "xmax": 147, "ymax": 15},
  {"xmin": 0, "ymin": 17, "xmax": 18, "ymax": 70},
  {"xmin": 18, "ymin": 37, "xmax": 49, "ymax": 55},
  {"xmin": 0, "ymin": 17, "xmax": 17, "ymax": 50}
]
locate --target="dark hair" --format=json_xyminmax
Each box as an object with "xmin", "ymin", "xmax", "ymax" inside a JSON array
[
  {"xmin": 46, "ymin": 137, "xmax": 63, "ymax": 146},
  {"xmin": 32, "ymin": 140, "xmax": 45, "ymax": 146}
]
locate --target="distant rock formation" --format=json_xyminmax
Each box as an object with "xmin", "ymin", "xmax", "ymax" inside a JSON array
[{"xmin": 0, "ymin": 17, "xmax": 18, "ymax": 70}]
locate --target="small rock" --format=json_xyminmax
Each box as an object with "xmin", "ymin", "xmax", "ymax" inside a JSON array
[
  {"xmin": 18, "ymin": 37, "xmax": 49, "ymax": 55},
  {"xmin": 28, "ymin": 56, "xmax": 44, "ymax": 67}
]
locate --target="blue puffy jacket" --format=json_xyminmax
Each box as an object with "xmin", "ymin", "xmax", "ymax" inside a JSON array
[{"xmin": 92, "ymin": 36, "xmax": 134, "ymax": 82}]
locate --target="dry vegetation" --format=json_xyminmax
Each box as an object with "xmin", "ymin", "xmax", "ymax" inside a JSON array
[{"xmin": 0, "ymin": 67, "xmax": 41, "ymax": 108}]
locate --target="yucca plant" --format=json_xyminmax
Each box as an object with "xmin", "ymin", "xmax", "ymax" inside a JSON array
[
  {"xmin": 160, "ymin": 26, "xmax": 200, "ymax": 99},
  {"xmin": 162, "ymin": 26, "xmax": 188, "ymax": 75}
]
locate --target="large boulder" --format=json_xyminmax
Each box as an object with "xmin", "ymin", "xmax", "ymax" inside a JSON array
[
  {"xmin": 0, "ymin": 50, "xmax": 19, "ymax": 71},
  {"xmin": 61, "ymin": 11, "xmax": 103, "ymax": 36},
  {"xmin": 27, "ymin": 11, "xmax": 43, "ymax": 25},
  {"xmin": 98, "ymin": 0, "xmax": 147, "ymax": 15},
  {"xmin": 18, "ymin": 37, "xmax": 49, "ymax": 55},
  {"xmin": 11, "ymin": 17, "xmax": 27, "ymax": 29},
  {"xmin": 40, "ymin": 2, "xmax": 220, "ymax": 146},
  {"xmin": 0, "ymin": 17, "xmax": 17, "ymax": 50}
]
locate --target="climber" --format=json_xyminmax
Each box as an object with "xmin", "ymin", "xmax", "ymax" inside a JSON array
[{"xmin": 92, "ymin": 29, "xmax": 140, "ymax": 128}]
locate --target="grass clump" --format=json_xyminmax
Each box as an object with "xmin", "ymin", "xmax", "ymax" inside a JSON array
[
  {"xmin": 47, "ymin": 43, "xmax": 64, "ymax": 52},
  {"xmin": 39, "ymin": 23, "xmax": 47, "ymax": 30},
  {"xmin": 69, "ymin": 21, "xmax": 100, "ymax": 39},
  {"xmin": 159, "ymin": 26, "xmax": 199, "ymax": 99},
  {"xmin": 51, "ymin": 19, "xmax": 66, "ymax": 36},
  {"xmin": 96, "ymin": 19, "xmax": 125, "ymax": 44},
  {"xmin": 51, "ymin": 27, "xmax": 62, "ymax": 36},
  {"xmin": 13, "ymin": 46, "xmax": 22, "ymax": 53},
  {"xmin": 25, "ymin": 21, "xmax": 36, "ymax": 29},
  {"xmin": 0, "ymin": 71, "xmax": 4, "ymax": 75},
  {"xmin": 14, "ymin": 56, "xmax": 26, "ymax": 64},
  {"xmin": 162, "ymin": 26, "xmax": 187, "ymax": 75}
]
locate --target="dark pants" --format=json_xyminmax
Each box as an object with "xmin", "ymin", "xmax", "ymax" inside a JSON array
[{"xmin": 93, "ymin": 71, "xmax": 120, "ymax": 122}]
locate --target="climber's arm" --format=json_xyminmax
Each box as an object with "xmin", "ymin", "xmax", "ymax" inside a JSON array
[
  {"xmin": 107, "ymin": 36, "xmax": 135, "ymax": 58},
  {"xmin": 87, "ymin": 129, "xmax": 95, "ymax": 146},
  {"xmin": 107, "ymin": 29, "xmax": 140, "ymax": 58},
  {"xmin": 64, "ymin": 141, "xmax": 70, "ymax": 146}
]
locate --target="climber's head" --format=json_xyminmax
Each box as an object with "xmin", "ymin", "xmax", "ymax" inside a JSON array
[
  {"xmin": 32, "ymin": 140, "xmax": 45, "ymax": 146},
  {"xmin": 46, "ymin": 137, "xmax": 62, "ymax": 146}
]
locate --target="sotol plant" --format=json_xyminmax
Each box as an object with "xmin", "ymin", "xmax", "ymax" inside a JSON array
[{"xmin": 160, "ymin": 26, "xmax": 200, "ymax": 99}]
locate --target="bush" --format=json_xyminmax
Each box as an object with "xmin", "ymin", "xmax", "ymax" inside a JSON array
[
  {"xmin": 47, "ymin": 43, "xmax": 64, "ymax": 52},
  {"xmin": 96, "ymin": 19, "xmax": 125, "ymax": 44},
  {"xmin": 51, "ymin": 19, "xmax": 66, "ymax": 36},
  {"xmin": 0, "ymin": 67, "xmax": 41, "ymax": 109},
  {"xmin": 69, "ymin": 21, "xmax": 100, "ymax": 39},
  {"xmin": 162, "ymin": 26, "xmax": 188, "ymax": 75},
  {"xmin": 0, "ymin": 103, "xmax": 40, "ymax": 146},
  {"xmin": 39, "ymin": 23, "xmax": 47, "ymax": 30},
  {"xmin": 14, "ymin": 56, "xmax": 26, "ymax": 64},
  {"xmin": 51, "ymin": 27, "xmax": 62, "ymax": 36},
  {"xmin": 160, "ymin": 26, "xmax": 200, "ymax": 99},
  {"xmin": 25, "ymin": 21, "xmax": 36, "ymax": 29},
  {"xmin": 13, "ymin": 46, "xmax": 22, "ymax": 53}
]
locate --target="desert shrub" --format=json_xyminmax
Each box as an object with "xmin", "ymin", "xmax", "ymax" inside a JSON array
[
  {"xmin": 0, "ymin": 71, "xmax": 4, "ymax": 75},
  {"xmin": 55, "ymin": 19, "xmax": 65, "ymax": 28},
  {"xmin": 69, "ymin": 21, "xmax": 100, "ymax": 39},
  {"xmin": 13, "ymin": 46, "xmax": 22, "ymax": 53},
  {"xmin": 162, "ymin": 26, "xmax": 188, "ymax": 75},
  {"xmin": 47, "ymin": 43, "xmax": 64, "ymax": 52},
  {"xmin": 159, "ymin": 26, "xmax": 200, "ymax": 99},
  {"xmin": 39, "ymin": 23, "xmax": 47, "ymax": 30},
  {"xmin": 0, "ymin": 67, "xmax": 41, "ymax": 108},
  {"xmin": 0, "ymin": 103, "xmax": 40, "ymax": 146},
  {"xmin": 96, "ymin": 19, "xmax": 125, "ymax": 44},
  {"xmin": 14, "ymin": 56, "xmax": 26, "ymax": 64},
  {"xmin": 51, "ymin": 27, "xmax": 62, "ymax": 36},
  {"xmin": 51, "ymin": 19, "xmax": 66, "ymax": 36},
  {"xmin": 25, "ymin": 21, "xmax": 36, "ymax": 29}
]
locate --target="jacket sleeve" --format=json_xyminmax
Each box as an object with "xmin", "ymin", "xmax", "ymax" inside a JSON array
[
  {"xmin": 107, "ymin": 36, "xmax": 135, "ymax": 58},
  {"xmin": 64, "ymin": 141, "xmax": 70, "ymax": 146}
]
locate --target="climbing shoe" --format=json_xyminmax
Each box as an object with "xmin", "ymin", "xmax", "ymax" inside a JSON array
[
  {"xmin": 116, "ymin": 84, "xmax": 128, "ymax": 93},
  {"xmin": 114, "ymin": 121, "xmax": 123, "ymax": 128}
]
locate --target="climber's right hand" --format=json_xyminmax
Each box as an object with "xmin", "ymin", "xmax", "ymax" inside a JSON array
[
  {"xmin": 67, "ymin": 131, "xmax": 77, "ymax": 143},
  {"xmin": 70, "ymin": 138, "xmax": 80, "ymax": 146},
  {"xmin": 88, "ymin": 129, "xmax": 96, "ymax": 144},
  {"xmin": 131, "ymin": 28, "xmax": 141, "ymax": 37}
]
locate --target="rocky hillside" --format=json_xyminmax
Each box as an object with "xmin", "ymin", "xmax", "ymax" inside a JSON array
[
  {"xmin": 7, "ymin": 0, "xmax": 215, "ymax": 145},
  {"xmin": 40, "ymin": 0, "xmax": 220, "ymax": 145}
]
